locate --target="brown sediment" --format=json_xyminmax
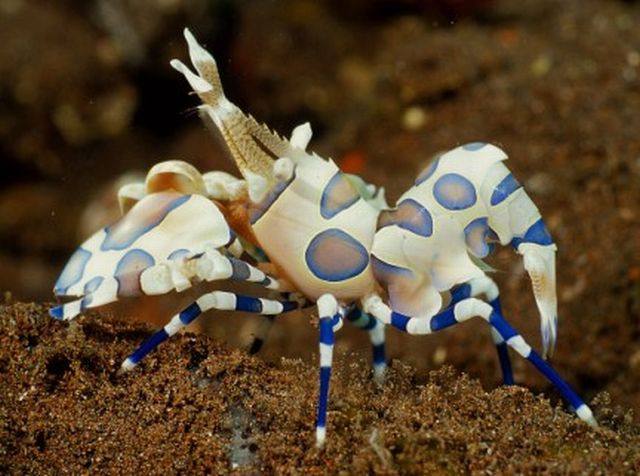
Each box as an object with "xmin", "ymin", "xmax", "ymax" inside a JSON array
[{"xmin": 1, "ymin": 303, "xmax": 639, "ymax": 474}]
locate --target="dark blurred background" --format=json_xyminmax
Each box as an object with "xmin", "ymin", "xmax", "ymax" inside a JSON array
[{"xmin": 2, "ymin": 0, "xmax": 640, "ymax": 417}]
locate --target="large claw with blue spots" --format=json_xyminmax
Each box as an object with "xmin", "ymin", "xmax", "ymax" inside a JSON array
[{"xmin": 51, "ymin": 185, "xmax": 236, "ymax": 321}]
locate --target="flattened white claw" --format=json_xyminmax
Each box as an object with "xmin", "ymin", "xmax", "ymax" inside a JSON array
[
  {"xmin": 519, "ymin": 242, "xmax": 558, "ymax": 358},
  {"xmin": 170, "ymin": 59, "xmax": 213, "ymax": 93},
  {"xmin": 183, "ymin": 28, "xmax": 216, "ymax": 72}
]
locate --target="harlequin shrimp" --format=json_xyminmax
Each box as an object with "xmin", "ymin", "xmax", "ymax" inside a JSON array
[{"xmin": 169, "ymin": 29, "xmax": 596, "ymax": 446}]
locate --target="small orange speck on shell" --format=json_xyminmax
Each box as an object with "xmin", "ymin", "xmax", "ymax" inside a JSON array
[{"xmin": 339, "ymin": 151, "xmax": 366, "ymax": 174}]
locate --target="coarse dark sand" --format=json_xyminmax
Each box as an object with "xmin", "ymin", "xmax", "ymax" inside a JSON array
[{"xmin": 1, "ymin": 303, "xmax": 638, "ymax": 474}]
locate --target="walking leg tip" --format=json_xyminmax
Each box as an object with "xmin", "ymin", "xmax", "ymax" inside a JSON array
[
  {"xmin": 118, "ymin": 357, "xmax": 136, "ymax": 375},
  {"xmin": 315, "ymin": 427, "xmax": 326, "ymax": 448},
  {"xmin": 577, "ymin": 404, "xmax": 598, "ymax": 427}
]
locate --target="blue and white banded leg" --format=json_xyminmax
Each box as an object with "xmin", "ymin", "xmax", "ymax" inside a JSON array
[
  {"xmin": 450, "ymin": 276, "xmax": 513, "ymax": 385},
  {"xmin": 120, "ymin": 291, "xmax": 298, "ymax": 372},
  {"xmin": 364, "ymin": 294, "xmax": 597, "ymax": 427},
  {"xmin": 345, "ymin": 307, "xmax": 386, "ymax": 384},
  {"xmin": 316, "ymin": 294, "xmax": 343, "ymax": 448}
]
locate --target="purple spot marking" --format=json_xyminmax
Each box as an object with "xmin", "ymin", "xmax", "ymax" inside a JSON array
[
  {"xmin": 81, "ymin": 276, "xmax": 104, "ymax": 308},
  {"xmin": 54, "ymin": 247, "xmax": 92, "ymax": 295},
  {"xmin": 511, "ymin": 219, "xmax": 554, "ymax": 249},
  {"xmin": 464, "ymin": 217, "xmax": 497, "ymax": 258},
  {"xmin": 415, "ymin": 156, "xmax": 441, "ymax": 186},
  {"xmin": 249, "ymin": 173, "xmax": 295, "ymax": 224},
  {"xmin": 370, "ymin": 255, "xmax": 414, "ymax": 284},
  {"xmin": 167, "ymin": 249, "xmax": 190, "ymax": 261},
  {"xmin": 433, "ymin": 173, "xmax": 477, "ymax": 210},
  {"xmin": 490, "ymin": 173, "xmax": 521, "ymax": 206},
  {"xmin": 319, "ymin": 171, "xmax": 360, "ymax": 219},
  {"xmin": 114, "ymin": 249, "xmax": 155, "ymax": 297},
  {"xmin": 305, "ymin": 229, "xmax": 369, "ymax": 282},
  {"xmin": 377, "ymin": 198, "xmax": 433, "ymax": 237},
  {"xmin": 101, "ymin": 194, "xmax": 190, "ymax": 251},
  {"xmin": 462, "ymin": 142, "xmax": 487, "ymax": 151}
]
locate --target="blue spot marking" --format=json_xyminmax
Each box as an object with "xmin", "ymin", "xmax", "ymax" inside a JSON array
[
  {"xmin": 320, "ymin": 171, "xmax": 360, "ymax": 219},
  {"xmin": 168, "ymin": 249, "xmax": 190, "ymax": 261},
  {"xmin": 84, "ymin": 276, "xmax": 104, "ymax": 294},
  {"xmin": 378, "ymin": 198, "xmax": 433, "ymax": 237},
  {"xmin": 433, "ymin": 173, "xmax": 477, "ymax": 210},
  {"xmin": 430, "ymin": 308, "xmax": 456, "ymax": 332},
  {"xmin": 490, "ymin": 173, "xmax": 521, "ymax": 206},
  {"xmin": 114, "ymin": 249, "xmax": 155, "ymax": 296},
  {"xmin": 54, "ymin": 247, "xmax": 92, "ymax": 295},
  {"xmin": 179, "ymin": 303, "xmax": 202, "ymax": 325},
  {"xmin": 510, "ymin": 218, "xmax": 554, "ymax": 249},
  {"xmin": 370, "ymin": 255, "xmax": 414, "ymax": 284},
  {"xmin": 390, "ymin": 312, "xmax": 410, "ymax": 331},
  {"xmin": 236, "ymin": 295, "xmax": 263, "ymax": 313},
  {"xmin": 415, "ymin": 156, "xmax": 441, "ymax": 186},
  {"xmin": 249, "ymin": 173, "xmax": 295, "ymax": 224},
  {"xmin": 102, "ymin": 195, "xmax": 190, "ymax": 251},
  {"xmin": 80, "ymin": 276, "xmax": 104, "ymax": 308},
  {"xmin": 464, "ymin": 217, "xmax": 494, "ymax": 258},
  {"xmin": 305, "ymin": 229, "xmax": 369, "ymax": 282},
  {"xmin": 462, "ymin": 142, "xmax": 486, "ymax": 151}
]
